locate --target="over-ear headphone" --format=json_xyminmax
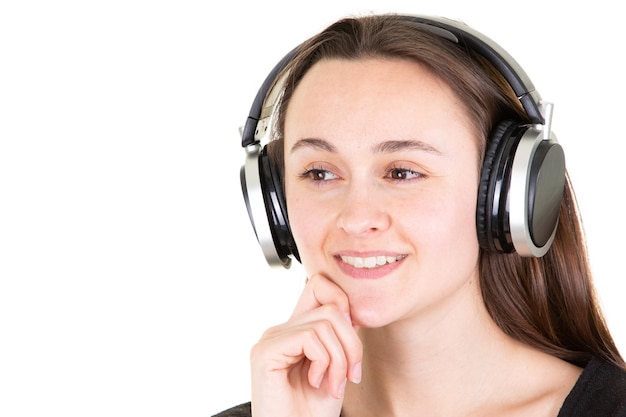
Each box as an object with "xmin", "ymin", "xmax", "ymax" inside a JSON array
[{"xmin": 240, "ymin": 14, "xmax": 566, "ymax": 268}]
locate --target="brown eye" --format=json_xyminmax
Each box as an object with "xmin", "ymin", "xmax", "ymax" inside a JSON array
[
  {"xmin": 310, "ymin": 169, "xmax": 326, "ymax": 181},
  {"xmin": 301, "ymin": 168, "xmax": 338, "ymax": 181},
  {"xmin": 387, "ymin": 167, "xmax": 421, "ymax": 181}
]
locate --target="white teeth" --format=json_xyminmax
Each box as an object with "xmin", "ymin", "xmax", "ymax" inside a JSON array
[{"xmin": 340, "ymin": 255, "xmax": 404, "ymax": 269}]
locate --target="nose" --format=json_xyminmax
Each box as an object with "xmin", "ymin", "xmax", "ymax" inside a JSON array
[{"xmin": 336, "ymin": 182, "xmax": 391, "ymax": 237}]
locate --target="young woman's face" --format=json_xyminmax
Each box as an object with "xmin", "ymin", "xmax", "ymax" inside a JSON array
[{"xmin": 283, "ymin": 58, "xmax": 482, "ymax": 328}]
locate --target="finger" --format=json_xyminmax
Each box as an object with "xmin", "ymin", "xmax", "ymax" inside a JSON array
[
  {"xmin": 292, "ymin": 274, "xmax": 351, "ymax": 321},
  {"xmin": 291, "ymin": 275, "xmax": 363, "ymax": 385},
  {"xmin": 306, "ymin": 318, "xmax": 349, "ymax": 398},
  {"xmin": 252, "ymin": 322, "xmax": 330, "ymax": 383},
  {"xmin": 306, "ymin": 304, "xmax": 362, "ymax": 385},
  {"xmin": 254, "ymin": 320, "xmax": 341, "ymax": 394},
  {"xmin": 285, "ymin": 304, "xmax": 364, "ymax": 387}
]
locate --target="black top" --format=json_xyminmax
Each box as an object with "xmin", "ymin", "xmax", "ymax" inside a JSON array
[
  {"xmin": 557, "ymin": 356, "xmax": 626, "ymax": 416},
  {"xmin": 213, "ymin": 356, "xmax": 626, "ymax": 417}
]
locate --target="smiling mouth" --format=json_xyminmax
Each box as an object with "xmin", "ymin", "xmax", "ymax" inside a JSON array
[{"xmin": 339, "ymin": 254, "xmax": 406, "ymax": 269}]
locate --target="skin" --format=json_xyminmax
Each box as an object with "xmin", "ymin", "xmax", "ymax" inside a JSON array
[{"xmin": 250, "ymin": 58, "xmax": 582, "ymax": 417}]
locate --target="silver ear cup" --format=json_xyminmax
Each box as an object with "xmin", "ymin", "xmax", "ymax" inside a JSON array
[
  {"xmin": 240, "ymin": 143, "xmax": 291, "ymax": 268},
  {"xmin": 509, "ymin": 128, "xmax": 565, "ymax": 257},
  {"xmin": 477, "ymin": 119, "xmax": 565, "ymax": 257}
]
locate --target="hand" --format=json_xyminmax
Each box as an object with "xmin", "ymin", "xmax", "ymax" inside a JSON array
[{"xmin": 250, "ymin": 274, "xmax": 363, "ymax": 417}]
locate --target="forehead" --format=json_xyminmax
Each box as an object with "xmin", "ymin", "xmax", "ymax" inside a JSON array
[{"xmin": 283, "ymin": 58, "xmax": 478, "ymax": 154}]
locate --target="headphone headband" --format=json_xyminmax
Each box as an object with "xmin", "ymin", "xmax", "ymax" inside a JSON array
[
  {"xmin": 241, "ymin": 47, "xmax": 299, "ymax": 148},
  {"xmin": 406, "ymin": 15, "xmax": 545, "ymax": 124},
  {"xmin": 241, "ymin": 14, "xmax": 547, "ymax": 151}
]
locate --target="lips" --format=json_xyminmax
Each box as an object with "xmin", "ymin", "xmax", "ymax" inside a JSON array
[{"xmin": 339, "ymin": 254, "xmax": 406, "ymax": 269}]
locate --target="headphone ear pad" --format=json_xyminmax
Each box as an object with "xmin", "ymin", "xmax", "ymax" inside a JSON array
[
  {"xmin": 476, "ymin": 119, "xmax": 522, "ymax": 253},
  {"xmin": 259, "ymin": 146, "xmax": 300, "ymax": 263}
]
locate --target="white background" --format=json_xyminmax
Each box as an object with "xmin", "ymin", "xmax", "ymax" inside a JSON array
[{"xmin": 1, "ymin": 1, "xmax": 624, "ymax": 416}]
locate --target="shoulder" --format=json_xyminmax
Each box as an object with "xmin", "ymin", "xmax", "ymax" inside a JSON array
[
  {"xmin": 559, "ymin": 356, "xmax": 626, "ymax": 417},
  {"xmin": 212, "ymin": 402, "xmax": 251, "ymax": 417}
]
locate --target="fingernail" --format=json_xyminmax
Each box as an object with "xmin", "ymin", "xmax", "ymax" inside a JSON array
[
  {"xmin": 314, "ymin": 373, "xmax": 324, "ymax": 389},
  {"xmin": 344, "ymin": 313, "xmax": 352, "ymax": 324},
  {"xmin": 338, "ymin": 379, "xmax": 347, "ymax": 398},
  {"xmin": 352, "ymin": 362, "xmax": 362, "ymax": 384}
]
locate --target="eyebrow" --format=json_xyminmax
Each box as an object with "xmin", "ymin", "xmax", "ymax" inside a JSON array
[
  {"xmin": 290, "ymin": 137, "xmax": 441, "ymax": 155},
  {"xmin": 290, "ymin": 138, "xmax": 337, "ymax": 154},
  {"xmin": 373, "ymin": 139, "xmax": 441, "ymax": 155}
]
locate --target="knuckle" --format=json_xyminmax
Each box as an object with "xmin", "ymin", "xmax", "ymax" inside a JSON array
[
  {"xmin": 318, "ymin": 304, "xmax": 340, "ymax": 317},
  {"xmin": 312, "ymin": 318, "xmax": 334, "ymax": 335}
]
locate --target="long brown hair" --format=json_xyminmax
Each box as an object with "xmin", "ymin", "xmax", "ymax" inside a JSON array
[{"xmin": 268, "ymin": 13, "xmax": 624, "ymax": 369}]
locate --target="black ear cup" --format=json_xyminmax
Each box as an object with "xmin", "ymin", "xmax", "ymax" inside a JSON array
[
  {"xmin": 477, "ymin": 120, "xmax": 522, "ymax": 253},
  {"xmin": 477, "ymin": 120, "xmax": 565, "ymax": 257},
  {"xmin": 258, "ymin": 146, "xmax": 300, "ymax": 264},
  {"xmin": 240, "ymin": 142, "xmax": 299, "ymax": 269}
]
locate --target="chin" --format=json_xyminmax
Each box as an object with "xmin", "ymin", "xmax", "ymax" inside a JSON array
[{"xmin": 349, "ymin": 301, "xmax": 393, "ymax": 329}]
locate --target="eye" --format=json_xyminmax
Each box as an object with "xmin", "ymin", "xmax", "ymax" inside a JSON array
[
  {"xmin": 300, "ymin": 168, "xmax": 339, "ymax": 182},
  {"xmin": 386, "ymin": 166, "xmax": 423, "ymax": 181}
]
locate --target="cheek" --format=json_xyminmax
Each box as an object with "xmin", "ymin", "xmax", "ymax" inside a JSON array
[
  {"xmin": 288, "ymin": 199, "xmax": 318, "ymax": 243},
  {"xmin": 285, "ymin": 185, "xmax": 329, "ymax": 263},
  {"xmin": 398, "ymin": 182, "xmax": 479, "ymax": 251}
]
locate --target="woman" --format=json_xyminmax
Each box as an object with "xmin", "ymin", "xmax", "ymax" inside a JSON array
[{"xmin": 218, "ymin": 13, "xmax": 626, "ymax": 417}]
